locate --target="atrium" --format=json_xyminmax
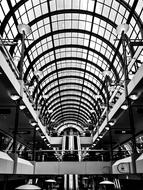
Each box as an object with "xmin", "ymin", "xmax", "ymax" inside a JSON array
[{"xmin": 0, "ymin": 0, "xmax": 143, "ymax": 189}]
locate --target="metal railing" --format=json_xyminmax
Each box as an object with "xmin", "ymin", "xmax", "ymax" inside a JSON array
[{"xmin": 6, "ymin": 149, "xmax": 131, "ymax": 162}]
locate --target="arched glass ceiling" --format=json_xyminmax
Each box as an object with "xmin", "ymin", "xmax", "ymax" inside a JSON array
[{"xmin": 0, "ymin": 0, "xmax": 143, "ymax": 132}]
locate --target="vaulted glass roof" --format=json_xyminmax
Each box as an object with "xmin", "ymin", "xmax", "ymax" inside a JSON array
[{"xmin": 0, "ymin": 0, "xmax": 143, "ymax": 133}]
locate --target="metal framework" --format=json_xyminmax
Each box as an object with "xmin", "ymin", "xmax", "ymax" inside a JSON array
[{"xmin": 0, "ymin": 0, "xmax": 143, "ymax": 133}]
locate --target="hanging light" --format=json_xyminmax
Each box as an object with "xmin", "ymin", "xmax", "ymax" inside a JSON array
[
  {"xmin": 95, "ymin": 94, "xmax": 102, "ymax": 100},
  {"xmin": 18, "ymin": 24, "xmax": 32, "ymax": 35},
  {"xmin": 48, "ymin": 109, "xmax": 53, "ymax": 113},
  {"xmin": 116, "ymin": 23, "xmax": 129, "ymax": 35},
  {"xmin": 13, "ymin": 56, "xmax": 21, "ymax": 64},
  {"xmin": 15, "ymin": 184, "xmax": 41, "ymax": 190},
  {"xmin": 34, "ymin": 70, "xmax": 42, "ymax": 77},
  {"xmin": 102, "ymin": 70, "xmax": 112, "ymax": 77},
  {"xmin": 43, "ymin": 94, "xmax": 48, "ymax": 99}
]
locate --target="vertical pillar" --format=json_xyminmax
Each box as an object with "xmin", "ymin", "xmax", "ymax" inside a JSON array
[
  {"xmin": 77, "ymin": 136, "xmax": 81, "ymax": 161},
  {"xmin": 75, "ymin": 175, "xmax": 79, "ymax": 190},
  {"xmin": 32, "ymin": 126, "xmax": 36, "ymax": 161},
  {"xmin": 105, "ymin": 76, "xmax": 113, "ymax": 166},
  {"xmin": 69, "ymin": 174, "xmax": 74, "ymax": 190},
  {"xmin": 64, "ymin": 174, "xmax": 67, "ymax": 190},
  {"xmin": 3, "ymin": 175, "xmax": 8, "ymax": 190},
  {"xmin": 122, "ymin": 32, "xmax": 137, "ymax": 174}
]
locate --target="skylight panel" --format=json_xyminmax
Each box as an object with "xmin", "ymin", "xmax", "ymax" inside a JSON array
[
  {"xmin": 95, "ymin": 2, "xmax": 102, "ymax": 14},
  {"xmin": 85, "ymin": 21, "xmax": 92, "ymax": 31},
  {"xmin": 92, "ymin": 24, "xmax": 99, "ymax": 34},
  {"xmin": 50, "ymin": 0, "xmax": 56, "ymax": 11},
  {"xmin": 73, "ymin": 0, "xmax": 80, "ymax": 9},
  {"xmin": 109, "ymin": 8, "xmax": 117, "ymax": 22},
  {"xmin": 102, "ymin": 5, "xmax": 110, "ymax": 17},
  {"xmin": 80, "ymin": 0, "xmax": 88, "ymax": 10},
  {"xmin": 87, "ymin": 0, "xmax": 94, "ymax": 12},
  {"xmin": 79, "ymin": 20, "xmax": 86, "ymax": 30},
  {"xmin": 1, "ymin": 0, "xmax": 9, "ymax": 15},
  {"xmin": 64, "ymin": 0, "xmax": 72, "ymax": 9},
  {"xmin": 27, "ymin": 8, "xmax": 35, "ymax": 22},
  {"xmin": 0, "ymin": 7, "xmax": 5, "ymax": 22},
  {"xmin": 41, "ymin": 2, "xmax": 48, "ymax": 14}
]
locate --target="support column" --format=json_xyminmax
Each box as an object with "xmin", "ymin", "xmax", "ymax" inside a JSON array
[{"xmin": 122, "ymin": 31, "xmax": 137, "ymax": 174}]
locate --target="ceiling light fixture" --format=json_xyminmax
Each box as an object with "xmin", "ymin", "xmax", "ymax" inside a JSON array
[
  {"xmin": 45, "ymin": 179, "xmax": 56, "ymax": 183},
  {"xmin": 129, "ymin": 94, "xmax": 139, "ymax": 100},
  {"xmin": 48, "ymin": 109, "xmax": 53, "ymax": 113},
  {"xmin": 90, "ymin": 109, "xmax": 95, "ymax": 113},
  {"xmin": 18, "ymin": 24, "xmax": 32, "ymax": 35},
  {"xmin": 121, "ymin": 104, "xmax": 128, "ymax": 110},
  {"xmin": 30, "ymin": 121, "xmax": 37, "ymax": 126},
  {"xmin": 13, "ymin": 56, "xmax": 20, "ymax": 64},
  {"xmin": 10, "ymin": 94, "xmax": 20, "ymax": 101},
  {"xmin": 34, "ymin": 70, "xmax": 42, "ymax": 77},
  {"xmin": 15, "ymin": 184, "xmax": 41, "ymax": 190},
  {"xmin": 105, "ymin": 126, "xmax": 110, "ymax": 130},
  {"xmin": 20, "ymin": 105, "xmax": 26, "ymax": 110},
  {"xmin": 95, "ymin": 94, "xmax": 102, "ymax": 99},
  {"xmin": 99, "ymin": 135, "xmax": 103, "ymax": 139},
  {"xmin": 108, "ymin": 120, "xmax": 115, "ymax": 126},
  {"xmin": 43, "ymin": 94, "xmax": 48, "ymax": 99},
  {"xmin": 99, "ymin": 180, "xmax": 114, "ymax": 185},
  {"xmin": 116, "ymin": 23, "xmax": 129, "ymax": 35},
  {"xmin": 102, "ymin": 70, "xmax": 112, "ymax": 77}
]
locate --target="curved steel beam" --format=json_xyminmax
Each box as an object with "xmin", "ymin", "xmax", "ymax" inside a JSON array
[
  {"xmin": 23, "ymin": 30, "xmax": 123, "ymax": 77},
  {"xmin": 55, "ymin": 115, "xmax": 86, "ymax": 127},
  {"xmin": 49, "ymin": 98, "xmax": 92, "ymax": 112},
  {"xmin": 58, "ymin": 125, "xmax": 84, "ymax": 134},
  {"xmin": 47, "ymin": 103, "xmax": 94, "ymax": 123},
  {"xmin": 45, "ymin": 103, "xmax": 92, "ymax": 119},
  {"xmin": 42, "ymin": 92, "xmax": 95, "ymax": 116},
  {"xmin": 38, "ymin": 84, "xmax": 99, "ymax": 110},
  {"xmin": 41, "ymin": 91, "xmax": 96, "ymax": 116},
  {"xmin": 49, "ymin": 107, "xmax": 90, "ymax": 121},
  {"xmin": 53, "ymin": 110, "xmax": 88, "ymax": 124},
  {"xmin": 36, "ymin": 74, "xmax": 106, "ymax": 107},
  {"xmin": 57, "ymin": 121, "xmax": 84, "ymax": 131},
  {"xmin": 54, "ymin": 113, "xmax": 87, "ymax": 125},
  {"xmin": 24, "ymin": 44, "xmax": 119, "ymax": 81},
  {"xmin": 32, "ymin": 67, "xmax": 106, "ymax": 98}
]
